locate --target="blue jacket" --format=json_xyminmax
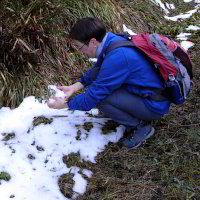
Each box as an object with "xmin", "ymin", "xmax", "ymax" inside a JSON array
[{"xmin": 68, "ymin": 32, "xmax": 170, "ymax": 114}]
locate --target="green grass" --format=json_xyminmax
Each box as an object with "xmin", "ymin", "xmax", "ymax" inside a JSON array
[{"xmin": 0, "ymin": 172, "xmax": 11, "ymax": 181}]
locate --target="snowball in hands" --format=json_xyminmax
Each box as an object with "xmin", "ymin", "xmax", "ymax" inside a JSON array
[
  {"xmin": 47, "ymin": 97, "xmax": 67, "ymax": 109},
  {"xmin": 48, "ymin": 85, "xmax": 66, "ymax": 98},
  {"xmin": 47, "ymin": 85, "xmax": 67, "ymax": 109}
]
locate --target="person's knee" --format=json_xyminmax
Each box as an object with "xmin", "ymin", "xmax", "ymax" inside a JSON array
[{"xmin": 97, "ymin": 95, "xmax": 110, "ymax": 106}]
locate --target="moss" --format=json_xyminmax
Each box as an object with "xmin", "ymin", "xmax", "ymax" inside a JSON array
[
  {"xmin": 36, "ymin": 146, "xmax": 45, "ymax": 151},
  {"xmin": 75, "ymin": 122, "xmax": 93, "ymax": 140},
  {"xmin": 83, "ymin": 122, "xmax": 93, "ymax": 132},
  {"xmin": 76, "ymin": 129, "xmax": 82, "ymax": 141},
  {"xmin": 32, "ymin": 116, "xmax": 53, "ymax": 127},
  {"xmin": 0, "ymin": 171, "xmax": 11, "ymax": 181},
  {"xmin": 27, "ymin": 154, "xmax": 35, "ymax": 160},
  {"xmin": 63, "ymin": 152, "xmax": 81, "ymax": 168},
  {"xmin": 63, "ymin": 152, "xmax": 94, "ymax": 170},
  {"xmin": 101, "ymin": 120, "xmax": 119, "ymax": 134},
  {"xmin": 2, "ymin": 133, "xmax": 15, "ymax": 141},
  {"xmin": 76, "ymin": 122, "xmax": 93, "ymax": 132}
]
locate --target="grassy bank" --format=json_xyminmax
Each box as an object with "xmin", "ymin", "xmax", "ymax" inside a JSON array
[{"xmin": 0, "ymin": 0, "xmax": 166, "ymax": 107}]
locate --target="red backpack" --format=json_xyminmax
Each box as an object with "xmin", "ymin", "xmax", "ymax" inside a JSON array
[{"xmin": 104, "ymin": 33, "xmax": 193, "ymax": 104}]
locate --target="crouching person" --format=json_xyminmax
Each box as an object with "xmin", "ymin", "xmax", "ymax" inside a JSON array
[{"xmin": 47, "ymin": 17, "xmax": 171, "ymax": 149}]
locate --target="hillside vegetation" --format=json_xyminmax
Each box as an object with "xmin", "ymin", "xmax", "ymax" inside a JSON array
[{"xmin": 0, "ymin": 0, "xmax": 167, "ymax": 107}]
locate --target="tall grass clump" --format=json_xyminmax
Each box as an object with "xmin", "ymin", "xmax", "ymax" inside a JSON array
[{"xmin": 0, "ymin": 0, "xmax": 167, "ymax": 107}]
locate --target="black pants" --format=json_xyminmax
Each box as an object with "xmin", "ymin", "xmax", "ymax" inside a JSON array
[{"xmin": 97, "ymin": 88, "xmax": 163, "ymax": 127}]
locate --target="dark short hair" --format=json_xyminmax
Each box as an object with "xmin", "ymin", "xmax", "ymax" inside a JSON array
[{"xmin": 69, "ymin": 17, "xmax": 106, "ymax": 43}]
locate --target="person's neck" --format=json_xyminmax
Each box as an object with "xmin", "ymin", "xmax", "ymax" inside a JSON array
[{"xmin": 96, "ymin": 33, "xmax": 108, "ymax": 58}]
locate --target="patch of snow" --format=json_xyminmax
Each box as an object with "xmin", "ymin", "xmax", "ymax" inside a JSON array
[
  {"xmin": 88, "ymin": 58, "xmax": 97, "ymax": 63},
  {"xmin": 151, "ymin": 0, "xmax": 170, "ymax": 14},
  {"xmin": 0, "ymin": 96, "xmax": 124, "ymax": 200},
  {"xmin": 177, "ymin": 32, "xmax": 192, "ymax": 41},
  {"xmin": 180, "ymin": 41, "xmax": 194, "ymax": 50},
  {"xmin": 186, "ymin": 25, "xmax": 200, "ymax": 30},
  {"xmin": 123, "ymin": 24, "xmax": 137, "ymax": 35},
  {"xmin": 165, "ymin": 8, "xmax": 198, "ymax": 21},
  {"xmin": 166, "ymin": 3, "xmax": 175, "ymax": 9}
]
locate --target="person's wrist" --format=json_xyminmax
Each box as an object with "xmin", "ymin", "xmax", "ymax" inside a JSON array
[
  {"xmin": 64, "ymin": 97, "xmax": 68, "ymax": 107},
  {"xmin": 73, "ymin": 82, "xmax": 84, "ymax": 92}
]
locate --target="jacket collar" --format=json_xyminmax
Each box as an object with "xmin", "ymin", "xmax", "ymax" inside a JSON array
[{"xmin": 96, "ymin": 33, "xmax": 108, "ymax": 58}]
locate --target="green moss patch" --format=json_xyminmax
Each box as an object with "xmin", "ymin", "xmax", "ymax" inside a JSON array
[
  {"xmin": 101, "ymin": 120, "xmax": 120, "ymax": 134},
  {"xmin": 75, "ymin": 122, "xmax": 94, "ymax": 140},
  {"xmin": 2, "ymin": 133, "xmax": 16, "ymax": 141},
  {"xmin": 75, "ymin": 130, "xmax": 82, "ymax": 141},
  {"xmin": 63, "ymin": 152, "xmax": 94, "ymax": 170},
  {"xmin": 0, "ymin": 171, "xmax": 11, "ymax": 182},
  {"xmin": 32, "ymin": 116, "xmax": 53, "ymax": 127}
]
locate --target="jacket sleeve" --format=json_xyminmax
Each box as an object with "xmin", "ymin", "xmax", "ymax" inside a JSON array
[
  {"xmin": 68, "ymin": 48, "xmax": 131, "ymax": 111},
  {"xmin": 78, "ymin": 64, "xmax": 100, "ymax": 87}
]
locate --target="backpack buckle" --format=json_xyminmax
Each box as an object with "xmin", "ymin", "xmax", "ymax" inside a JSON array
[{"xmin": 168, "ymin": 74, "xmax": 176, "ymax": 81}]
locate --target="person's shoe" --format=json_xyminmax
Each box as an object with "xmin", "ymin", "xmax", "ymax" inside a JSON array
[{"xmin": 121, "ymin": 124, "xmax": 155, "ymax": 149}]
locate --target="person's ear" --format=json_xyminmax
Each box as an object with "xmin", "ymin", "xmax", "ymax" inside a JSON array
[{"xmin": 89, "ymin": 38, "xmax": 98, "ymax": 47}]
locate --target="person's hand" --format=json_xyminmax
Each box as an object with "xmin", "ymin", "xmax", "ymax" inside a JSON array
[
  {"xmin": 57, "ymin": 82, "xmax": 84, "ymax": 98},
  {"xmin": 57, "ymin": 85, "xmax": 75, "ymax": 99},
  {"xmin": 47, "ymin": 97, "xmax": 68, "ymax": 109}
]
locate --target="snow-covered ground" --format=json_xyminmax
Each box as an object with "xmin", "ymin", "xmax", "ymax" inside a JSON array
[{"xmin": 0, "ymin": 95, "xmax": 124, "ymax": 200}]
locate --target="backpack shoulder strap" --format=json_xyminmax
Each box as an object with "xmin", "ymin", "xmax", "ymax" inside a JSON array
[
  {"xmin": 105, "ymin": 40, "xmax": 135, "ymax": 55},
  {"xmin": 173, "ymin": 46, "xmax": 193, "ymax": 79}
]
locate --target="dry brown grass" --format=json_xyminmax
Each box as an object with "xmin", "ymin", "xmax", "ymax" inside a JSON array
[{"xmin": 0, "ymin": 0, "xmax": 166, "ymax": 107}]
